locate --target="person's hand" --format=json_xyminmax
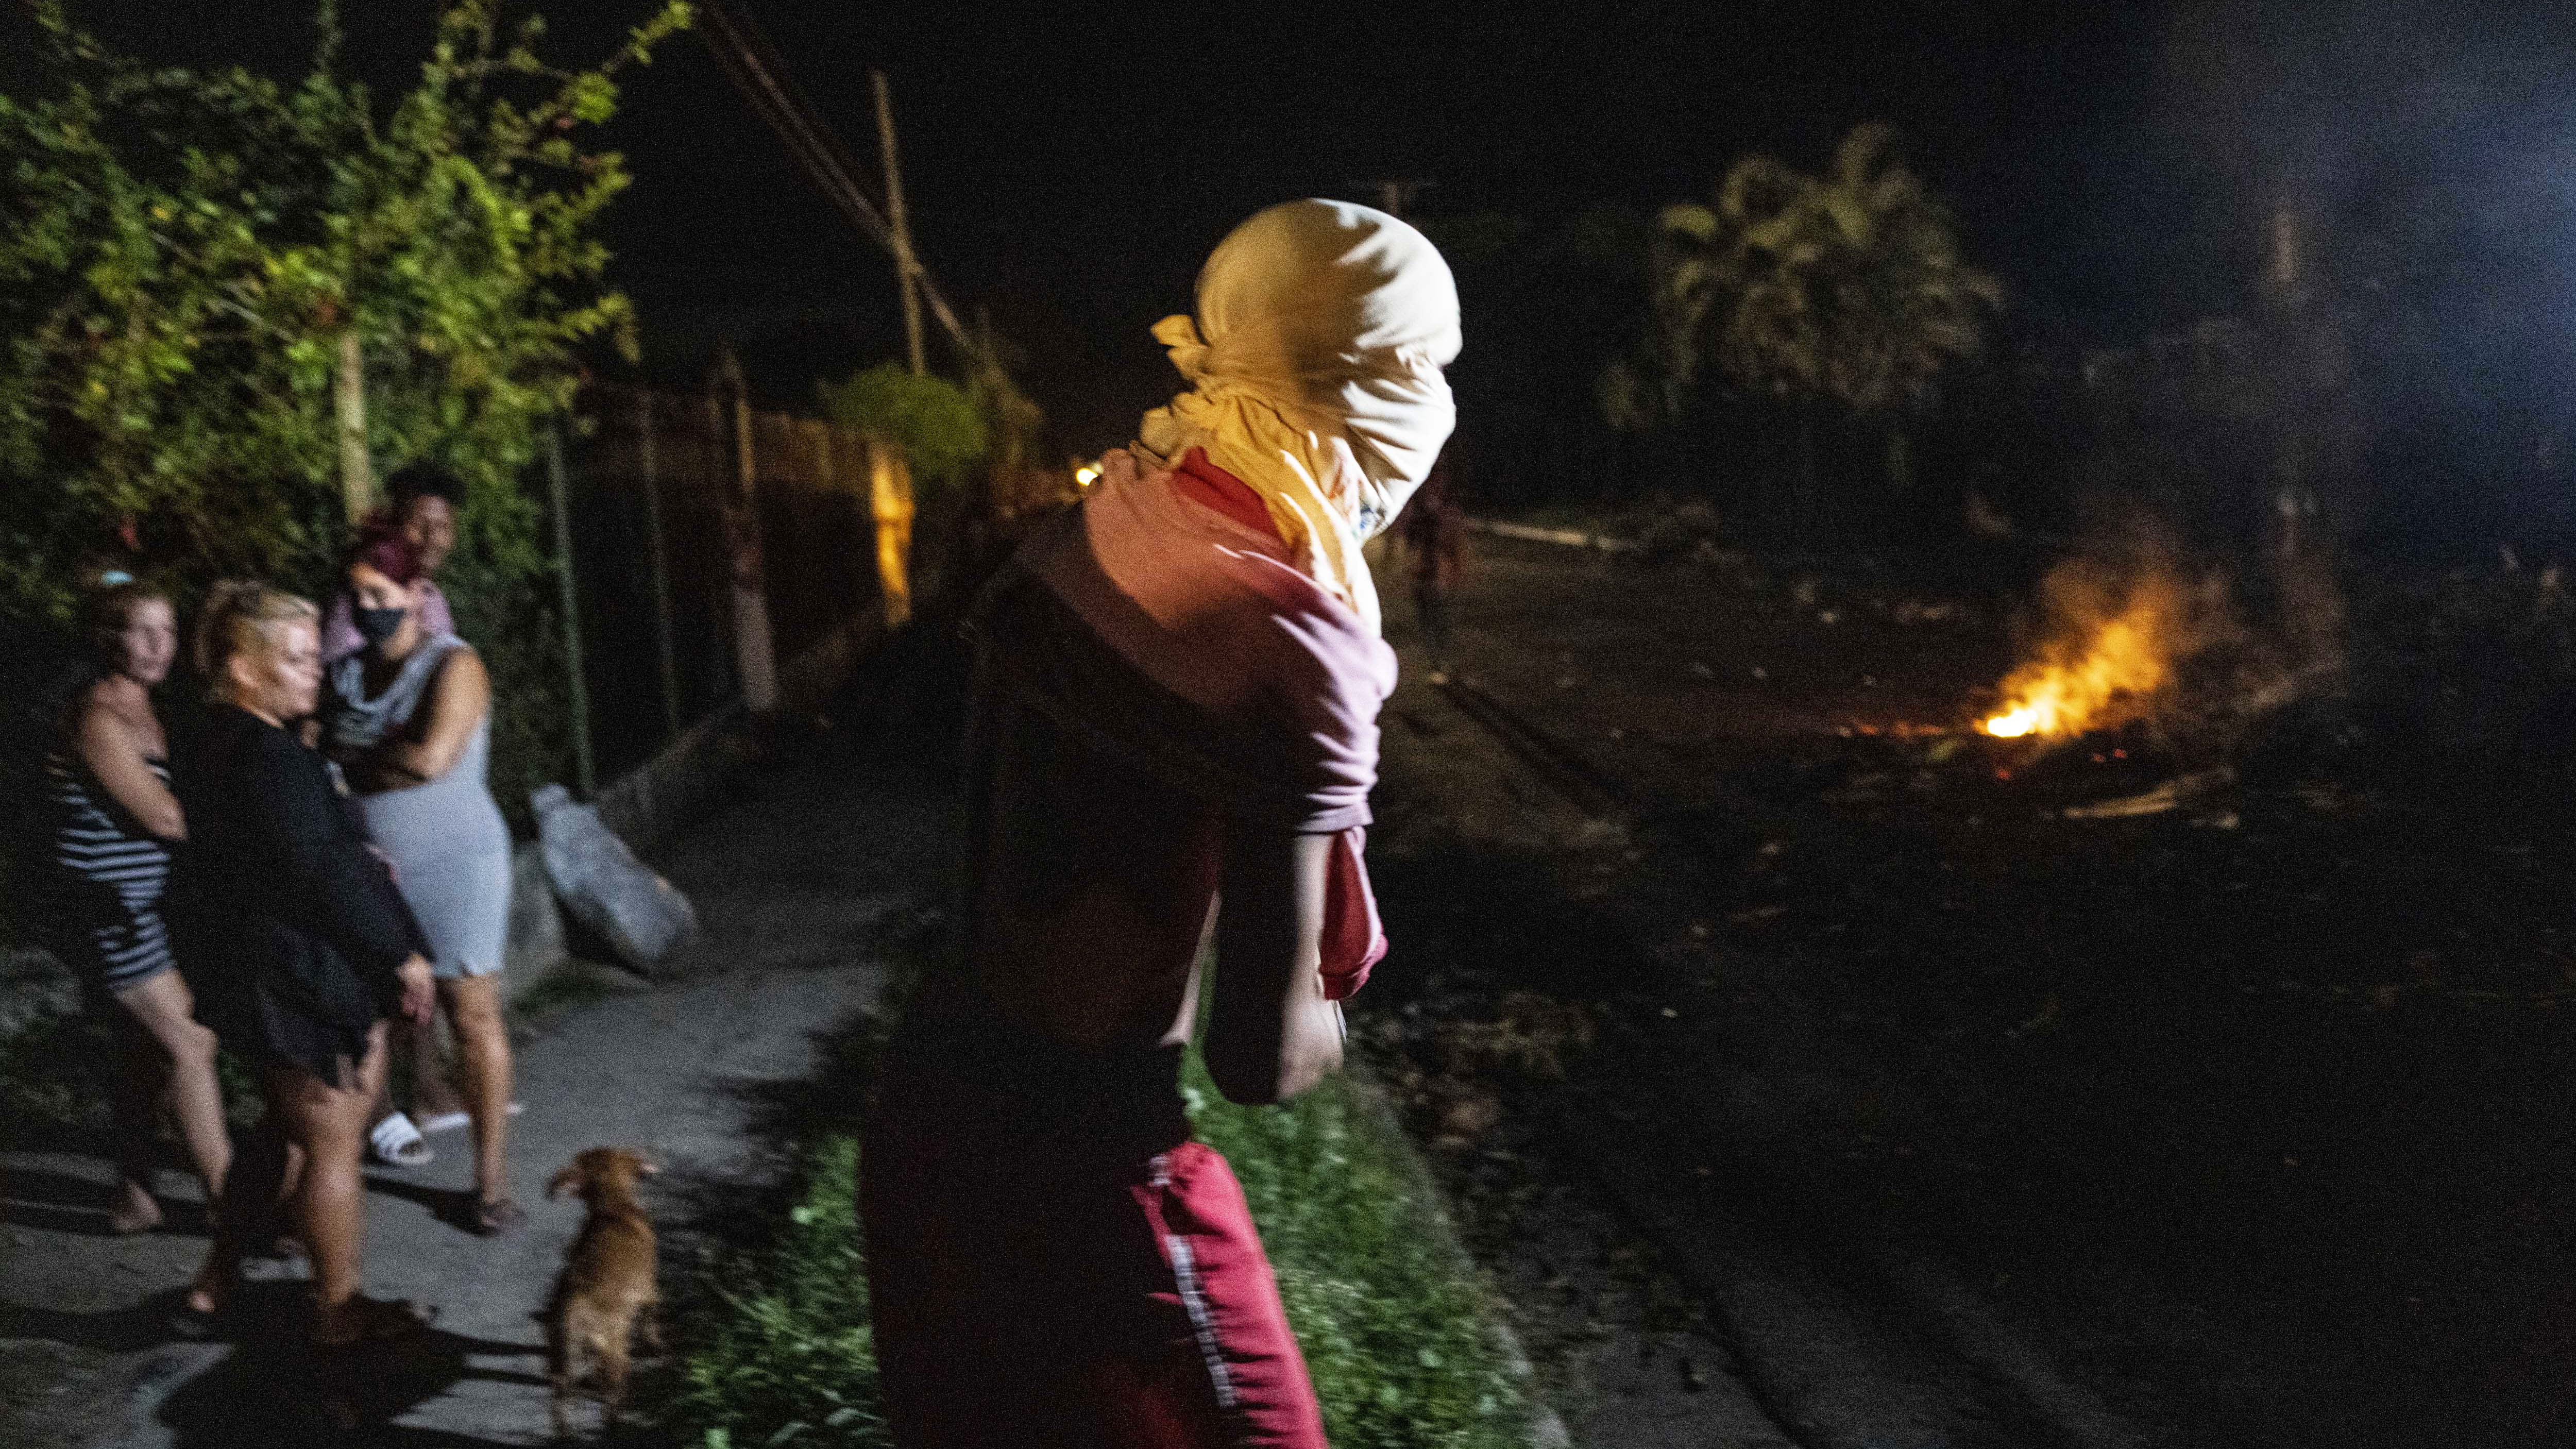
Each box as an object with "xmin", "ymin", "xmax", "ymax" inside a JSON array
[{"xmin": 395, "ymin": 955, "xmax": 435, "ymax": 1024}]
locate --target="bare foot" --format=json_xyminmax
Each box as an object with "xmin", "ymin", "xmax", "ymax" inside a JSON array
[
  {"xmin": 184, "ymin": 1259, "xmax": 236, "ymax": 1318},
  {"xmin": 108, "ymin": 1182, "xmax": 163, "ymax": 1236},
  {"xmin": 312, "ymin": 1294, "xmax": 432, "ymax": 1349}
]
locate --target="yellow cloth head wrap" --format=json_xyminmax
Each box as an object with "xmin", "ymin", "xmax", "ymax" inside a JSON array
[{"xmin": 1134, "ymin": 199, "xmax": 1460, "ymax": 633}]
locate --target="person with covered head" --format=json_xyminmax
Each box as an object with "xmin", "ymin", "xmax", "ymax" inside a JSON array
[
  {"xmin": 171, "ymin": 582, "xmax": 436, "ymax": 1343},
  {"xmin": 860, "ymin": 199, "xmax": 1458, "ymax": 1447}
]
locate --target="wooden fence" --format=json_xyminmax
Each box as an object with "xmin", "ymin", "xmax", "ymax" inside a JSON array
[{"xmin": 555, "ymin": 376, "xmax": 913, "ymax": 786}]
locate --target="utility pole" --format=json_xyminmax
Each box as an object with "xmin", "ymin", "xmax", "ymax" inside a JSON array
[
  {"xmin": 698, "ymin": 4, "xmax": 1010, "ymax": 383},
  {"xmin": 871, "ymin": 69, "xmax": 927, "ymax": 378}
]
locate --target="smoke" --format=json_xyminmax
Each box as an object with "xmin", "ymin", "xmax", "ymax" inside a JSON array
[{"xmin": 1988, "ymin": 515, "xmax": 2331, "ymax": 746}]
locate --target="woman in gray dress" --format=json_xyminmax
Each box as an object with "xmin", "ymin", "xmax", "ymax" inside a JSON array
[{"xmin": 323, "ymin": 527, "xmax": 521, "ymax": 1233}]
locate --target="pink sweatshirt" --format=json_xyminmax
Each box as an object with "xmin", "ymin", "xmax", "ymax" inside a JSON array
[{"xmin": 1023, "ymin": 449, "xmax": 1394, "ymax": 995}]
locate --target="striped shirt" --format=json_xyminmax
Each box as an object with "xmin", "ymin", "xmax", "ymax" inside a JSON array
[{"xmin": 44, "ymin": 750, "xmax": 176, "ymax": 991}]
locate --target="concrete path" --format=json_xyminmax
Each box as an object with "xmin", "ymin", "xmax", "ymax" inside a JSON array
[{"xmin": 1, "ymin": 691, "xmax": 951, "ymax": 1447}]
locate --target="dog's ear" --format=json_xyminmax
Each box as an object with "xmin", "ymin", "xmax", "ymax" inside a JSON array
[{"xmin": 546, "ymin": 1164, "xmax": 583, "ymax": 1200}]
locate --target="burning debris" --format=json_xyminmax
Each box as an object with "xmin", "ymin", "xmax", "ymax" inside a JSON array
[
  {"xmin": 1982, "ymin": 537, "xmax": 2213, "ymax": 738},
  {"xmin": 1978, "ymin": 527, "xmax": 2325, "ymax": 746}
]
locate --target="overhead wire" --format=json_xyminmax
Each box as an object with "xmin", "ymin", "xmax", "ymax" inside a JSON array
[{"xmin": 693, "ymin": 0, "xmax": 987, "ymax": 370}]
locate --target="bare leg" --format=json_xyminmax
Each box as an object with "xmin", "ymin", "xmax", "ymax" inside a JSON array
[
  {"xmin": 439, "ymin": 975, "xmax": 512, "ymax": 1207},
  {"xmin": 192, "ymin": 1114, "xmax": 287, "ymax": 1316},
  {"xmin": 367, "ymin": 1012, "xmax": 461, "ymax": 1135},
  {"xmin": 101, "ymin": 1026, "xmax": 165, "ymax": 1234},
  {"xmin": 273, "ymin": 1024, "xmax": 388, "ymax": 1333},
  {"xmin": 403, "ymin": 1009, "xmax": 465, "ymax": 1122},
  {"xmin": 109, "ymin": 971, "xmax": 231, "ymax": 1222}
]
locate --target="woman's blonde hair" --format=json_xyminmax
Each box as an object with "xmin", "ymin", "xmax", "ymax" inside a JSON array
[{"xmin": 193, "ymin": 580, "xmax": 317, "ymax": 688}]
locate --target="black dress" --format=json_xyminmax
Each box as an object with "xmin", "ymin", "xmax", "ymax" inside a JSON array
[{"xmin": 170, "ymin": 703, "xmax": 429, "ymax": 1086}]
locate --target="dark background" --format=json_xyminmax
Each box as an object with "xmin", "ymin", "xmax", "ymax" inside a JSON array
[{"xmin": 8, "ymin": 1, "xmax": 2571, "ymax": 496}]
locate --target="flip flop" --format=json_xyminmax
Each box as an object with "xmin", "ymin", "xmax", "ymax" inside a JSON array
[
  {"xmin": 415, "ymin": 1102, "xmax": 523, "ymax": 1136},
  {"xmin": 366, "ymin": 1113, "xmax": 433, "ymax": 1169}
]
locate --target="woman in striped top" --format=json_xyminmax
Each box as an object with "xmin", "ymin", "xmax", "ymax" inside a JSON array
[{"xmin": 42, "ymin": 580, "xmax": 231, "ymax": 1236}]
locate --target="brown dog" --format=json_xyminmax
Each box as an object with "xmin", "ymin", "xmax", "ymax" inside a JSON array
[{"xmin": 544, "ymin": 1147, "xmax": 660, "ymax": 1436}]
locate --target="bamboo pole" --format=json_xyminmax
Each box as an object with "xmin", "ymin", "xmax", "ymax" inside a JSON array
[
  {"xmin": 635, "ymin": 389, "xmax": 681, "ymax": 740},
  {"xmin": 543, "ymin": 425, "xmax": 597, "ymax": 797}
]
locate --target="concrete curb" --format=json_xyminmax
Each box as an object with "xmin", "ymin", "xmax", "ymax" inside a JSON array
[{"xmin": 1337, "ymin": 1053, "xmax": 1576, "ymax": 1449}]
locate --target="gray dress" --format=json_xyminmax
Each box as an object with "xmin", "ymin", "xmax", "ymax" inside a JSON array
[{"xmin": 325, "ymin": 635, "xmax": 512, "ymax": 980}]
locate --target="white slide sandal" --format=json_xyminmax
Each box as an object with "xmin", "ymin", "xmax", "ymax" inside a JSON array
[{"xmin": 367, "ymin": 1112, "xmax": 434, "ymax": 1169}]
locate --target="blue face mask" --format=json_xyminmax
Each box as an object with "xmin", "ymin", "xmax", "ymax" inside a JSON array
[{"xmin": 353, "ymin": 604, "xmax": 409, "ymax": 648}]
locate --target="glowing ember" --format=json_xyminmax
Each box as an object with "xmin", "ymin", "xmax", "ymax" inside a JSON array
[{"xmin": 1986, "ymin": 706, "xmax": 2041, "ymax": 738}]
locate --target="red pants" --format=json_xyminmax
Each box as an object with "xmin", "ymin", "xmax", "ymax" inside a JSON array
[{"xmin": 861, "ymin": 1059, "xmax": 1326, "ymax": 1448}]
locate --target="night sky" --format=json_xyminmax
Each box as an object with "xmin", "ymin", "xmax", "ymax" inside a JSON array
[{"xmin": 10, "ymin": 1, "xmax": 2572, "ymax": 454}]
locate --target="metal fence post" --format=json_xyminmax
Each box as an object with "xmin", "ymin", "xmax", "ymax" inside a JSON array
[
  {"xmin": 543, "ymin": 424, "xmax": 597, "ymax": 797},
  {"xmin": 634, "ymin": 390, "xmax": 682, "ymax": 742}
]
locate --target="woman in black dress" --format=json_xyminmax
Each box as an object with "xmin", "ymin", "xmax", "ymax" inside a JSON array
[{"xmin": 172, "ymin": 582, "xmax": 435, "ymax": 1343}]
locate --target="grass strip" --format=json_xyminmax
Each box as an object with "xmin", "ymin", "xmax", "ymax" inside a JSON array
[
  {"xmin": 658, "ymin": 1135, "xmax": 887, "ymax": 1449},
  {"xmin": 1184, "ymin": 1050, "xmax": 1533, "ymax": 1449},
  {"xmin": 656, "ymin": 1028, "xmax": 1532, "ymax": 1448}
]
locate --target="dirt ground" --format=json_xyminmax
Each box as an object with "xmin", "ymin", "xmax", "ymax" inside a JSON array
[{"xmin": 1362, "ymin": 531, "xmax": 2576, "ymax": 1448}]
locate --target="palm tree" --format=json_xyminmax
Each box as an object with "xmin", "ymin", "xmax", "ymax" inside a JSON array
[{"xmin": 1608, "ymin": 124, "xmax": 2002, "ymax": 539}]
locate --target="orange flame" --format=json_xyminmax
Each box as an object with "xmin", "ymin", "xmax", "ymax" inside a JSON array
[{"xmin": 1982, "ymin": 566, "xmax": 2185, "ymax": 739}]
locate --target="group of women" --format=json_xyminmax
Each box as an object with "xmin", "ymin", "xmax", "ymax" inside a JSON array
[{"xmin": 37, "ymin": 464, "xmax": 518, "ymax": 1348}]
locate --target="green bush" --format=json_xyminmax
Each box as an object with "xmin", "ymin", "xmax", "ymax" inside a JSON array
[
  {"xmin": 0, "ymin": 0, "xmax": 691, "ymax": 838},
  {"xmin": 819, "ymin": 363, "xmax": 988, "ymax": 496}
]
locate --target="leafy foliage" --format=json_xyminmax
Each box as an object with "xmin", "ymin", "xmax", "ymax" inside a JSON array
[
  {"xmin": 663, "ymin": 1134, "xmax": 891, "ymax": 1449},
  {"xmin": 1609, "ymin": 123, "xmax": 2003, "ymax": 432},
  {"xmin": 0, "ymin": 0, "xmax": 690, "ymax": 821},
  {"xmin": 818, "ymin": 362, "xmax": 986, "ymax": 496}
]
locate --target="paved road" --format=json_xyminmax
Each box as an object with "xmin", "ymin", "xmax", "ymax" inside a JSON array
[
  {"xmin": 1377, "ymin": 531, "xmax": 2576, "ymax": 1449},
  {"xmin": 1368, "ymin": 536, "xmax": 2165, "ymax": 1449}
]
